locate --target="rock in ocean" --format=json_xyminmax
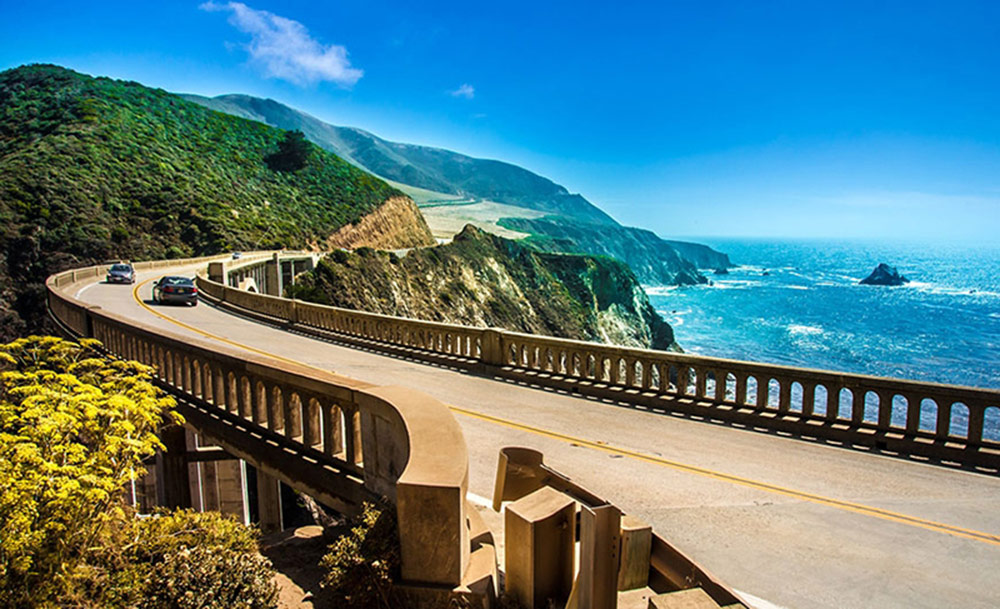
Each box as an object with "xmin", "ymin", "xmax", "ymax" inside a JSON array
[{"xmin": 860, "ymin": 263, "xmax": 910, "ymax": 286}]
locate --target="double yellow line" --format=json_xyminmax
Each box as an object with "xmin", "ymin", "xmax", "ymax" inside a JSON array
[{"xmin": 131, "ymin": 276, "xmax": 1000, "ymax": 548}]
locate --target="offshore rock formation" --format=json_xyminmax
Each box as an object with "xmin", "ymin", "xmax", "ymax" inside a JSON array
[
  {"xmin": 326, "ymin": 196, "xmax": 434, "ymax": 250},
  {"xmin": 291, "ymin": 225, "xmax": 677, "ymax": 351},
  {"xmin": 860, "ymin": 263, "xmax": 910, "ymax": 286}
]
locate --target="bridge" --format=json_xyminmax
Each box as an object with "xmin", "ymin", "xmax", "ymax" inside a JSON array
[{"xmin": 46, "ymin": 252, "xmax": 1000, "ymax": 609}]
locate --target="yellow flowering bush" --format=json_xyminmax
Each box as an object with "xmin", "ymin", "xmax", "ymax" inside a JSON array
[{"xmin": 0, "ymin": 336, "xmax": 178, "ymax": 605}]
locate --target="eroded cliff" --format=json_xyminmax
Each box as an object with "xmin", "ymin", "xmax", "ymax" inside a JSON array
[
  {"xmin": 326, "ymin": 196, "xmax": 435, "ymax": 250},
  {"xmin": 290, "ymin": 225, "xmax": 677, "ymax": 350}
]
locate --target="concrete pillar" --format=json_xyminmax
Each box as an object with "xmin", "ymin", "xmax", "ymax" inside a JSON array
[
  {"xmin": 208, "ymin": 261, "xmax": 226, "ymax": 285},
  {"xmin": 158, "ymin": 425, "xmax": 191, "ymax": 509},
  {"xmin": 256, "ymin": 470, "xmax": 282, "ymax": 534},
  {"xmin": 505, "ymin": 487, "xmax": 576, "ymax": 609},
  {"xmin": 482, "ymin": 328, "xmax": 504, "ymax": 366},
  {"xmin": 577, "ymin": 504, "xmax": 621, "ymax": 609},
  {"xmin": 265, "ymin": 254, "xmax": 282, "ymax": 296},
  {"xmin": 618, "ymin": 514, "xmax": 653, "ymax": 591}
]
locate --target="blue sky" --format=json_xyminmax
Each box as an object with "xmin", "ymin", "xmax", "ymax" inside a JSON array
[{"xmin": 2, "ymin": 1, "xmax": 999, "ymax": 241}]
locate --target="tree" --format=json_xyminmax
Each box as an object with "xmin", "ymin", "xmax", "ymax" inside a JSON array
[{"xmin": 265, "ymin": 130, "xmax": 311, "ymax": 172}]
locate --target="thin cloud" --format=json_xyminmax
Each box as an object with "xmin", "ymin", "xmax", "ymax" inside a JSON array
[
  {"xmin": 200, "ymin": 1, "xmax": 362, "ymax": 87},
  {"xmin": 449, "ymin": 83, "xmax": 475, "ymax": 99}
]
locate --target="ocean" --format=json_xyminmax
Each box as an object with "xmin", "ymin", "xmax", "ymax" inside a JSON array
[{"xmin": 646, "ymin": 238, "xmax": 1000, "ymax": 420}]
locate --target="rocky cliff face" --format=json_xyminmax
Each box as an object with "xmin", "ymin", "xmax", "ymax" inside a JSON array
[
  {"xmin": 291, "ymin": 225, "xmax": 676, "ymax": 351},
  {"xmin": 326, "ymin": 196, "xmax": 435, "ymax": 250}
]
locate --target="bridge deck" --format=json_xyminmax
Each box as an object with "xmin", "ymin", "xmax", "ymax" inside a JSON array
[{"xmin": 74, "ymin": 262, "xmax": 1000, "ymax": 609}]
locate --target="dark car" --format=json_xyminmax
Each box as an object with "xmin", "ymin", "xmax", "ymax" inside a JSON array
[
  {"xmin": 152, "ymin": 276, "xmax": 198, "ymax": 306},
  {"xmin": 106, "ymin": 263, "xmax": 136, "ymax": 284}
]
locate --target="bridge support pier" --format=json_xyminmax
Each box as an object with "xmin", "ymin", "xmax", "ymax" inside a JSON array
[
  {"xmin": 256, "ymin": 470, "xmax": 283, "ymax": 534},
  {"xmin": 157, "ymin": 425, "xmax": 192, "ymax": 509}
]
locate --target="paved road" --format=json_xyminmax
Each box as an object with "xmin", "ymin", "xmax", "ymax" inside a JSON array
[{"xmin": 75, "ymin": 263, "xmax": 1000, "ymax": 609}]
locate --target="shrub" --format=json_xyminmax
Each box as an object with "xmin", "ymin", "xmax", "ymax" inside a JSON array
[
  {"xmin": 132, "ymin": 511, "xmax": 278, "ymax": 609},
  {"xmin": 321, "ymin": 503, "xmax": 402, "ymax": 609}
]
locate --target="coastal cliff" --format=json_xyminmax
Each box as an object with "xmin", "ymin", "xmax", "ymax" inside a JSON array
[
  {"xmin": 497, "ymin": 216, "xmax": 712, "ymax": 285},
  {"xmin": 290, "ymin": 225, "xmax": 677, "ymax": 350}
]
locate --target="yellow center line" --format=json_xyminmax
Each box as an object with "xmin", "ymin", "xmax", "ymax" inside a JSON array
[{"xmin": 129, "ymin": 275, "xmax": 1000, "ymax": 548}]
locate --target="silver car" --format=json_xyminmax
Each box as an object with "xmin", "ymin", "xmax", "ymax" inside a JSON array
[
  {"xmin": 152, "ymin": 276, "xmax": 198, "ymax": 306},
  {"xmin": 106, "ymin": 263, "xmax": 136, "ymax": 284}
]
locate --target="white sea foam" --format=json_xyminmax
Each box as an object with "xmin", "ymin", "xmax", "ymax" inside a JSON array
[
  {"xmin": 906, "ymin": 281, "xmax": 1000, "ymax": 299},
  {"xmin": 644, "ymin": 285, "xmax": 679, "ymax": 295},
  {"xmin": 788, "ymin": 324, "xmax": 823, "ymax": 336}
]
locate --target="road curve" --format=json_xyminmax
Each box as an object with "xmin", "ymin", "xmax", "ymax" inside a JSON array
[{"xmin": 75, "ymin": 262, "xmax": 1000, "ymax": 609}]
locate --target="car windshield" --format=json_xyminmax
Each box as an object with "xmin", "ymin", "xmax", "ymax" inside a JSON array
[
  {"xmin": 110, "ymin": 264, "xmax": 131, "ymax": 272},
  {"xmin": 160, "ymin": 277, "xmax": 194, "ymax": 286}
]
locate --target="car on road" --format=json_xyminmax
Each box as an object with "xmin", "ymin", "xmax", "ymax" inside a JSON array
[
  {"xmin": 231, "ymin": 251, "xmax": 242, "ymax": 259},
  {"xmin": 152, "ymin": 276, "xmax": 198, "ymax": 306},
  {"xmin": 106, "ymin": 263, "xmax": 136, "ymax": 284}
]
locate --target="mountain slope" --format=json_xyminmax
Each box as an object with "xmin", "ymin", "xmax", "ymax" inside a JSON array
[
  {"xmin": 0, "ymin": 64, "xmax": 432, "ymax": 338},
  {"xmin": 183, "ymin": 93, "xmax": 617, "ymax": 226}
]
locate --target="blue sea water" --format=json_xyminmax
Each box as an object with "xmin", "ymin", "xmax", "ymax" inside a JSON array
[{"xmin": 647, "ymin": 239, "xmax": 1000, "ymax": 393}]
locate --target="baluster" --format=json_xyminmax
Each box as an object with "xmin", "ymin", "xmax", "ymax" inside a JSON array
[
  {"xmin": 935, "ymin": 397, "xmax": 950, "ymax": 439},
  {"xmin": 825, "ymin": 385, "xmax": 839, "ymax": 421},
  {"xmin": 802, "ymin": 382, "xmax": 816, "ymax": 416},
  {"xmin": 625, "ymin": 358, "xmax": 636, "ymax": 386},
  {"xmin": 695, "ymin": 367, "xmax": 707, "ymax": 398},
  {"xmin": 877, "ymin": 390, "xmax": 892, "ymax": 430},
  {"xmin": 904, "ymin": 393, "xmax": 920, "ymax": 434},
  {"xmin": 715, "ymin": 370, "xmax": 728, "ymax": 403},
  {"xmin": 755, "ymin": 377, "xmax": 769, "ymax": 410},
  {"xmin": 966, "ymin": 402, "xmax": 985, "ymax": 446},
  {"xmin": 777, "ymin": 378, "xmax": 791, "ymax": 413}
]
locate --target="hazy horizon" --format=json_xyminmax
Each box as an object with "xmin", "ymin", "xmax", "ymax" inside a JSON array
[{"xmin": 3, "ymin": 1, "xmax": 998, "ymax": 242}]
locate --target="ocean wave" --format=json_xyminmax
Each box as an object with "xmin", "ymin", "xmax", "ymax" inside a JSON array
[
  {"xmin": 788, "ymin": 324, "xmax": 823, "ymax": 336},
  {"xmin": 711, "ymin": 279, "xmax": 762, "ymax": 290},
  {"xmin": 644, "ymin": 285, "xmax": 681, "ymax": 296},
  {"xmin": 906, "ymin": 281, "xmax": 1000, "ymax": 299}
]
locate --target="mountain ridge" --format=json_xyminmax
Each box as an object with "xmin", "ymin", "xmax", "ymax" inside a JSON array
[{"xmin": 183, "ymin": 92, "xmax": 733, "ymax": 284}]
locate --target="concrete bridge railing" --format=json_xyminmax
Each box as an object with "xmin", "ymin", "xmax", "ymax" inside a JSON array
[
  {"xmin": 46, "ymin": 258, "xmax": 474, "ymax": 589},
  {"xmin": 196, "ymin": 263, "xmax": 1000, "ymax": 473}
]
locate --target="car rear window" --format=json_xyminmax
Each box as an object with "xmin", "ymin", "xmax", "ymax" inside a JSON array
[
  {"xmin": 111, "ymin": 264, "xmax": 132, "ymax": 272},
  {"xmin": 161, "ymin": 277, "xmax": 194, "ymax": 286}
]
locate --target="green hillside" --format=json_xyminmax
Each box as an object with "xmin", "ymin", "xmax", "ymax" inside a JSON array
[
  {"xmin": 0, "ymin": 64, "xmax": 409, "ymax": 338},
  {"xmin": 183, "ymin": 93, "xmax": 618, "ymax": 226}
]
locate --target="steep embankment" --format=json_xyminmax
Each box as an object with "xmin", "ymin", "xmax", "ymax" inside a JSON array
[
  {"xmin": 498, "ymin": 216, "xmax": 712, "ymax": 285},
  {"xmin": 0, "ymin": 64, "xmax": 431, "ymax": 339},
  {"xmin": 291, "ymin": 225, "xmax": 676, "ymax": 350},
  {"xmin": 327, "ymin": 195, "xmax": 432, "ymax": 250}
]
